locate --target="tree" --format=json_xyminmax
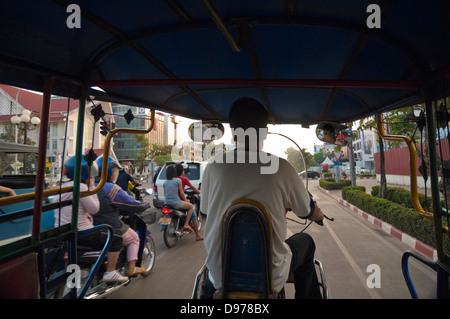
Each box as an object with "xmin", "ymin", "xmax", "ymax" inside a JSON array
[
  {"xmin": 148, "ymin": 144, "xmax": 174, "ymax": 160},
  {"xmin": 148, "ymin": 144, "xmax": 180, "ymax": 167},
  {"xmin": 285, "ymin": 147, "xmax": 315, "ymax": 172},
  {"xmin": 133, "ymin": 134, "xmax": 151, "ymax": 174}
]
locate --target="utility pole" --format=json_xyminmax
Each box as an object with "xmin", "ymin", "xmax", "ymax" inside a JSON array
[{"xmin": 347, "ymin": 129, "xmax": 356, "ymax": 186}]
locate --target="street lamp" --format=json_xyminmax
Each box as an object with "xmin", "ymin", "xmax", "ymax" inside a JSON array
[{"xmin": 10, "ymin": 109, "xmax": 40, "ymax": 174}]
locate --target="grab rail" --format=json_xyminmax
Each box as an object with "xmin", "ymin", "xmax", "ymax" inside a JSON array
[
  {"xmin": 376, "ymin": 113, "xmax": 449, "ymax": 235},
  {"xmin": 401, "ymin": 251, "xmax": 438, "ymax": 299}
]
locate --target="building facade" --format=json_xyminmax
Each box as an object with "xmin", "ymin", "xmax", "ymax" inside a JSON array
[
  {"xmin": 0, "ymin": 84, "xmax": 114, "ymax": 180},
  {"xmin": 352, "ymin": 128, "xmax": 377, "ymax": 172},
  {"xmin": 112, "ymin": 104, "xmax": 167, "ymax": 165}
]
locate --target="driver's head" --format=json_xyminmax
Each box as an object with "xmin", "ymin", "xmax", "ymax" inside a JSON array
[
  {"xmin": 229, "ymin": 97, "xmax": 269, "ymax": 130},
  {"xmin": 229, "ymin": 98, "xmax": 269, "ymax": 149}
]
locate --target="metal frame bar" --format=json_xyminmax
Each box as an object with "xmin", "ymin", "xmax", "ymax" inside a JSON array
[
  {"xmin": 401, "ymin": 251, "xmax": 439, "ymax": 299},
  {"xmin": 199, "ymin": 0, "xmax": 242, "ymax": 52},
  {"xmin": 71, "ymin": 87, "xmax": 88, "ymax": 230},
  {"xmin": 31, "ymin": 78, "xmax": 53, "ymax": 242},
  {"xmin": 423, "ymin": 95, "xmax": 450, "ymax": 268},
  {"xmin": 90, "ymin": 78, "xmax": 420, "ymax": 89}
]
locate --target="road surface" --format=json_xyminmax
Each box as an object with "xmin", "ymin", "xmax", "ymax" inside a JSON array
[{"xmin": 108, "ymin": 179, "xmax": 437, "ymax": 299}]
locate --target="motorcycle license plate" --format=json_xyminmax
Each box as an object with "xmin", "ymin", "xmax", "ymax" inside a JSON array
[{"xmin": 159, "ymin": 217, "xmax": 172, "ymax": 225}]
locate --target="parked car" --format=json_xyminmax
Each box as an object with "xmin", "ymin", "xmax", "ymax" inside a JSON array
[
  {"xmin": 153, "ymin": 160, "xmax": 207, "ymax": 201},
  {"xmin": 299, "ymin": 170, "xmax": 320, "ymax": 179}
]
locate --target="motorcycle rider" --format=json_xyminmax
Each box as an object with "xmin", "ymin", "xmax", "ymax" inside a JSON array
[
  {"xmin": 200, "ymin": 97, "xmax": 324, "ymax": 298},
  {"xmin": 163, "ymin": 165, "xmax": 194, "ymax": 232},
  {"xmin": 54, "ymin": 156, "xmax": 128, "ymax": 283},
  {"xmin": 116, "ymin": 165, "xmax": 142, "ymax": 199},
  {"xmin": 175, "ymin": 163, "xmax": 203, "ymax": 241},
  {"xmin": 94, "ymin": 156, "xmax": 151, "ymax": 277}
]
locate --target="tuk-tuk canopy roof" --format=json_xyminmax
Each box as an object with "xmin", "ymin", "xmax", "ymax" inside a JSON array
[
  {"xmin": 0, "ymin": 141, "xmax": 38, "ymax": 154},
  {"xmin": 0, "ymin": 1, "xmax": 448, "ymax": 125}
]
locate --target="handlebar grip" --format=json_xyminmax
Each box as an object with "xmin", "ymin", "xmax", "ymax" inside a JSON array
[{"xmin": 316, "ymin": 214, "xmax": 334, "ymax": 226}]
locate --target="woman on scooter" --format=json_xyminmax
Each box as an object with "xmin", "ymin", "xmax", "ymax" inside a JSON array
[
  {"xmin": 175, "ymin": 163, "xmax": 203, "ymax": 241},
  {"xmin": 54, "ymin": 156, "xmax": 128, "ymax": 283},
  {"xmin": 163, "ymin": 165, "xmax": 194, "ymax": 232},
  {"xmin": 94, "ymin": 156, "xmax": 151, "ymax": 277}
]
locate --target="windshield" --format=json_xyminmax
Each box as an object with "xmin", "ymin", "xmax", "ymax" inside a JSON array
[{"xmin": 159, "ymin": 162, "xmax": 201, "ymax": 181}]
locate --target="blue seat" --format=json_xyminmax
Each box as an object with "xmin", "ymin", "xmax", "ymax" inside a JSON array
[{"xmin": 220, "ymin": 198, "xmax": 275, "ymax": 299}]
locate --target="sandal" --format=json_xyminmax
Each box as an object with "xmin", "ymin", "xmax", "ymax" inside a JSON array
[
  {"xmin": 184, "ymin": 225, "xmax": 194, "ymax": 233},
  {"xmin": 128, "ymin": 267, "xmax": 145, "ymax": 277}
]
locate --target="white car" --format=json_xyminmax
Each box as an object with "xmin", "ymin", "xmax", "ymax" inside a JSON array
[{"xmin": 153, "ymin": 160, "xmax": 207, "ymax": 201}]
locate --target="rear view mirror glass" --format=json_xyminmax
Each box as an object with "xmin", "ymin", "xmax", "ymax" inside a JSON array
[
  {"xmin": 188, "ymin": 120, "xmax": 225, "ymax": 142},
  {"xmin": 316, "ymin": 122, "xmax": 350, "ymax": 146}
]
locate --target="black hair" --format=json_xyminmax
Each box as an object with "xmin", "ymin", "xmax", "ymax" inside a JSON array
[
  {"xmin": 229, "ymin": 97, "xmax": 269, "ymax": 130},
  {"xmin": 323, "ymin": 124, "xmax": 335, "ymax": 133},
  {"xmin": 175, "ymin": 163, "xmax": 184, "ymax": 177},
  {"xmin": 166, "ymin": 165, "xmax": 177, "ymax": 180}
]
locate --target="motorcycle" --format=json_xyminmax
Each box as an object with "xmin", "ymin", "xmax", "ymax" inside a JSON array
[
  {"xmin": 53, "ymin": 207, "xmax": 157, "ymax": 299},
  {"xmin": 153, "ymin": 188, "xmax": 203, "ymax": 248},
  {"xmin": 129, "ymin": 177, "xmax": 145, "ymax": 201}
]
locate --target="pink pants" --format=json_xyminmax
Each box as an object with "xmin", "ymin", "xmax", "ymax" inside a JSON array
[{"xmin": 122, "ymin": 228, "xmax": 140, "ymax": 262}]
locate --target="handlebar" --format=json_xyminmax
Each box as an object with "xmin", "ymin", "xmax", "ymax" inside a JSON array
[
  {"xmin": 316, "ymin": 214, "xmax": 334, "ymax": 226},
  {"xmin": 287, "ymin": 212, "xmax": 334, "ymax": 233}
]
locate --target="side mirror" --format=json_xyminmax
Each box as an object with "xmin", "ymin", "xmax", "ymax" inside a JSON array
[
  {"xmin": 188, "ymin": 120, "xmax": 225, "ymax": 143},
  {"xmin": 316, "ymin": 122, "xmax": 350, "ymax": 146}
]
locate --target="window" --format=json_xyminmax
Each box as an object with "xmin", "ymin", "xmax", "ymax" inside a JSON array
[
  {"xmin": 159, "ymin": 162, "xmax": 200, "ymax": 180},
  {"xmin": 52, "ymin": 123, "xmax": 58, "ymax": 137}
]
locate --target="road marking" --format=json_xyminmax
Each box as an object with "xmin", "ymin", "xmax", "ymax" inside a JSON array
[{"xmin": 323, "ymin": 220, "xmax": 382, "ymax": 299}]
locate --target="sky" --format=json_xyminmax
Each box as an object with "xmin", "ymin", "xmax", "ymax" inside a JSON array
[{"xmin": 176, "ymin": 116, "xmax": 321, "ymax": 159}]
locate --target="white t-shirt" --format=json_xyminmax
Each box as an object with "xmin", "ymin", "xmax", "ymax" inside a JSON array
[{"xmin": 201, "ymin": 148, "xmax": 313, "ymax": 293}]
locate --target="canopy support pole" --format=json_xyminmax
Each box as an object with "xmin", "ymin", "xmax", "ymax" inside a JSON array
[{"xmin": 31, "ymin": 77, "xmax": 53, "ymax": 243}]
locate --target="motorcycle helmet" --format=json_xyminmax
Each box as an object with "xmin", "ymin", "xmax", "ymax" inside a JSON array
[
  {"xmin": 96, "ymin": 156, "xmax": 121, "ymax": 177},
  {"xmin": 64, "ymin": 155, "xmax": 98, "ymax": 180}
]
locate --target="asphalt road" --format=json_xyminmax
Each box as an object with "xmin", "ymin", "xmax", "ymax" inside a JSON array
[{"xmin": 108, "ymin": 179, "xmax": 437, "ymax": 299}]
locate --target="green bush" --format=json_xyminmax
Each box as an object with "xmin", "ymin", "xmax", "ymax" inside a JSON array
[
  {"xmin": 319, "ymin": 178, "xmax": 352, "ymax": 190},
  {"xmin": 371, "ymin": 185, "xmax": 436, "ymax": 211},
  {"xmin": 359, "ymin": 173, "xmax": 375, "ymax": 178},
  {"xmin": 342, "ymin": 186, "xmax": 366, "ymax": 199},
  {"xmin": 342, "ymin": 186, "xmax": 449, "ymax": 253}
]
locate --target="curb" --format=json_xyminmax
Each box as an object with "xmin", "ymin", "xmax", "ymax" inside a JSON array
[{"xmin": 317, "ymin": 186, "xmax": 437, "ymax": 261}]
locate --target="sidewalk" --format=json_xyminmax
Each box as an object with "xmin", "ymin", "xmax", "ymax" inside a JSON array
[
  {"xmin": 317, "ymin": 178, "xmax": 438, "ymax": 261},
  {"xmin": 325, "ymin": 177, "xmax": 434, "ymax": 199}
]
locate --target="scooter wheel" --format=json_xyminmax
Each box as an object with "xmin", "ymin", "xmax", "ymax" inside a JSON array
[
  {"xmin": 163, "ymin": 219, "xmax": 179, "ymax": 248},
  {"xmin": 141, "ymin": 235, "xmax": 156, "ymax": 276}
]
